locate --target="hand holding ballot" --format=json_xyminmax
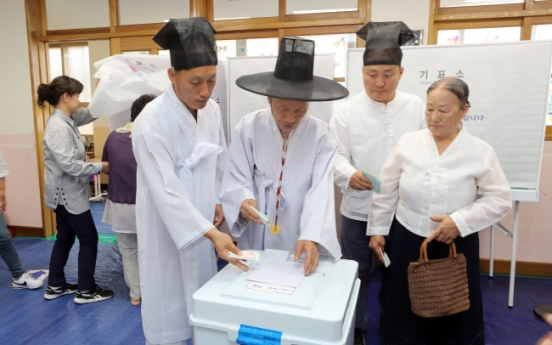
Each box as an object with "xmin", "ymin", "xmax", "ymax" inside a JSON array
[
  {"xmin": 240, "ymin": 199, "xmax": 263, "ymax": 225},
  {"xmin": 349, "ymin": 170, "xmax": 374, "ymax": 191},
  {"xmin": 249, "ymin": 206, "xmax": 271, "ymax": 226},
  {"xmin": 361, "ymin": 170, "xmax": 382, "ymax": 193},
  {"xmin": 204, "ymin": 229, "xmax": 249, "ymax": 272},
  {"xmin": 369, "ymin": 235, "xmax": 387, "ymax": 265}
]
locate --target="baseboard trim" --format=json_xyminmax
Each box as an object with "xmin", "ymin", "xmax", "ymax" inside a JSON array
[
  {"xmin": 8, "ymin": 226, "xmax": 44, "ymax": 238},
  {"xmin": 480, "ymin": 259, "xmax": 552, "ymax": 278}
]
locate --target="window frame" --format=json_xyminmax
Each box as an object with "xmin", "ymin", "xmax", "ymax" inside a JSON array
[{"xmin": 48, "ymin": 42, "xmax": 91, "ymax": 107}]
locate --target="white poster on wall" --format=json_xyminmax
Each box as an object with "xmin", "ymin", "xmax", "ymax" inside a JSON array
[
  {"xmin": 227, "ymin": 54, "xmax": 338, "ymax": 141},
  {"xmin": 347, "ymin": 40, "xmax": 552, "ymax": 191}
]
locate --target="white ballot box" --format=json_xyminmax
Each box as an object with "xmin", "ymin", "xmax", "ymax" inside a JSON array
[{"xmin": 190, "ymin": 249, "xmax": 360, "ymax": 345}]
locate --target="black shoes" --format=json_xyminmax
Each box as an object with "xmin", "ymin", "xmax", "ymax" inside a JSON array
[
  {"xmin": 44, "ymin": 283, "xmax": 78, "ymax": 300},
  {"xmin": 354, "ymin": 328, "xmax": 366, "ymax": 345},
  {"xmin": 74, "ymin": 284, "xmax": 114, "ymax": 304}
]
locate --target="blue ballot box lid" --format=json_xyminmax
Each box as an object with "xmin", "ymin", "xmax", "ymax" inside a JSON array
[{"xmin": 190, "ymin": 249, "xmax": 360, "ymax": 345}]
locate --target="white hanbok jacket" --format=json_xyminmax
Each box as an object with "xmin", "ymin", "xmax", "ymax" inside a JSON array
[
  {"xmin": 220, "ymin": 108, "xmax": 341, "ymax": 260},
  {"xmin": 330, "ymin": 91, "xmax": 426, "ymax": 221},
  {"xmin": 132, "ymin": 86, "xmax": 227, "ymax": 344},
  {"xmin": 367, "ymin": 127, "xmax": 512, "ymax": 238}
]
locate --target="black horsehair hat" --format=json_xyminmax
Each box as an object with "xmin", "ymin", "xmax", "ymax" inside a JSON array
[
  {"xmin": 356, "ymin": 21, "xmax": 415, "ymax": 66},
  {"xmin": 153, "ymin": 17, "xmax": 217, "ymax": 71},
  {"xmin": 235, "ymin": 37, "xmax": 349, "ymax": 102}
]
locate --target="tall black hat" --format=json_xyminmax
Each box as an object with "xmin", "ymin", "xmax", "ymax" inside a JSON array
[
  {"xmin": 235, "ymin": 37, "xmax": 349, "ymax": 102},
  {"xmin": 153, "ymin": 17, "xmax": 217, "ymax": 70},
  {"xmin": 356, "ymin": 21, "xmax": 414, "ymax": 66}
]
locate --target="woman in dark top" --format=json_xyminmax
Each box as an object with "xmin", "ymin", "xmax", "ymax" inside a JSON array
[{"xmin": 102, "ymin": 94, "xmax": 156, "ymax": 306}]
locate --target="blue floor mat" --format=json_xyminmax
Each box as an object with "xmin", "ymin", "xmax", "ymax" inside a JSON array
[
  {"xmin": 1, "ymin": 202, "xmax": 552, "ymax": 345},
  {"xmin": 364, "ymin": 268, "xmax": 552, "ymax": 345},
  {"xmin": 0, "ymin": 238, "xmax": 145, "ymax": 345}
]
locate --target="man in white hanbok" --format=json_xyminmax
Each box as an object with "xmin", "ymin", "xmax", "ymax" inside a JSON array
[
  {"xmin": 132, "ymin": 18, "xmax": 247, "ymax": 345},
  {"xmin": 220, "ymin": 37, "xmax": 349, "ymax": 275},
  {"xmin": 329, "ymin": 22, "xmax": 426, "ymax": 345}
]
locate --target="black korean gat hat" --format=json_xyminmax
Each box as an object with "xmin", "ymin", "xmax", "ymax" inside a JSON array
[
  {"xmin": 356, "ymin": 21, "xmax": 415, "ymax": 66},
  {"xmin": 153, "ymin": 17, "xmax": 217, "ymax": 70},
  {"xmin": 235, "ymin": 37, "xmax": 349, "ymax": 102}
]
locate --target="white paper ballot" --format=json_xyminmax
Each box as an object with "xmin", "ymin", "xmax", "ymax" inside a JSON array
[
  {"xmin": 247, "ymin": 256, "xmax": 305, "ymax": 288},
  {"xmin": 227, "ymin": 251, "xmax": 260, "ymax": 262},
  {"xmin": 249, "ymin": 206, "xmax": 271, "ymax": 226},
  {"xmin": 378, "ymin": 247, "xmax": 391, "ymax": 267}
]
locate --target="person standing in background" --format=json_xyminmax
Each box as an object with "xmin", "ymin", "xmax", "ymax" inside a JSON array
[
  {"xmin": 39, "ymin": 76, "xmax": 113, "ymax": 304},
  {"xmin": 329, "ymin": 21, "xmax": 426, "ymax": 345},
  {"xmin": 102, "ymin": 94, "xmax": 156, "ymax": 306}
]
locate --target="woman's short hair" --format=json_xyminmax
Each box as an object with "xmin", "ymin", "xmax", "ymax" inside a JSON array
[
  {"xmin": 37, "ymin": 76, "xmax": 83, "ymax": 108},
  {"xmin": 130, "ymin": 94, "xmax": 157, "ymax": 122},
  {"xmin": 427, "ymin": 77, "xmax": 470, "ymax": 108}
]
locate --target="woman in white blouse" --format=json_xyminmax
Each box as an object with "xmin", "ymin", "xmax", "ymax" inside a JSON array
[{"xmin": 367, "ymin": 77, "xmax": 512, "ymax": 345}]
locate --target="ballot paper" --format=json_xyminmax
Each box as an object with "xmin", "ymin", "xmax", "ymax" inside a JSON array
[
  {"xmin": 378, "ymin": 247, "xmax": 391, "ymax": 267},
  {"xmin": 249, "ymin": 206, "xmax": 271, "ymax": 226},
  {"xmin": 227, "ymin": 251, "xmax": 261, "ymax": 262},
  {"xmin": 361, "ymin": 170, "xmax": 382, "ymax": 193},
  {"xmin": 247, "ymin": 255, "xmax": 305, "ymax": 288}
]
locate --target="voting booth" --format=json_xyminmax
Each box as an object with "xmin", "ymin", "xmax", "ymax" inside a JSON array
[{"xmin": 190, "ymin": 250, "xmax": 360, "ymax": 345}]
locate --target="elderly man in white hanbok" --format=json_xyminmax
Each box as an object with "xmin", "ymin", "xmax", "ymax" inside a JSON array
[
  {"xmin": 220, "ymin": 37, "xmax": 349, "ymax": 275},
  {"xmin": 132, "ymin": 18, "xmax": 247, "ymax": 345}
]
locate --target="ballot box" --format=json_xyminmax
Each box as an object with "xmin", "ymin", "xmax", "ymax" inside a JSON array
[{"xmin": 190, "ymin": 249, "xmax": 360, "ymax": 345}]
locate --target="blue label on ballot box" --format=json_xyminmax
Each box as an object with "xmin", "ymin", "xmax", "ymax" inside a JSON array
[{"xmin": 236, "ymin": 324, "xmax": 282, "ymax": 345}]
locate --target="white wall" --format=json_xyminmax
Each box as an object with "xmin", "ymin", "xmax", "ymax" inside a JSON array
[
  {"xmin": 0, "ymin": 0, "xmax": 43, "ymax": 228},
  {"xmin": 46, "ymin": 0, "xmax": 109, "ymax": 30},
  {"xmin": 371, "ymin": 0, "xmax": 431, "ymax": 45},
  {"xmin": 0, "ymin": 0, "xmax": 36, "ymax": 136},
  {"xmin": 119, "ymin": 0, "xmax": 190, "ymax": 25},
  {"xmin": 286, "ymin": 0, "xmax": 358, "ymax": 14}
]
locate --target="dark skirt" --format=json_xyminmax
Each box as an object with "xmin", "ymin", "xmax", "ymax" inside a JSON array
[{"xmin": 379, "ymin": 218, "xmax": 485, "ymax": 345}]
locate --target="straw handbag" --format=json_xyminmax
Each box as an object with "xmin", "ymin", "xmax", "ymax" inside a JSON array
[{"xmin": 407, "ymin": 239, "xmax": 470, "ymax": 318}]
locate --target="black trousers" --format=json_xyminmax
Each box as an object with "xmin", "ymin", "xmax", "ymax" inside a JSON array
[
  {"xmin": 379, "ymin": 218, "xmax": 485, "ymax": 345},
  {"xmin": 340, "ymin": 215, "xmax": 375, "ymax": 330},
  {"xmin": 48, "ymin": 205, "xmax": 98, "ymax": 291}
]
